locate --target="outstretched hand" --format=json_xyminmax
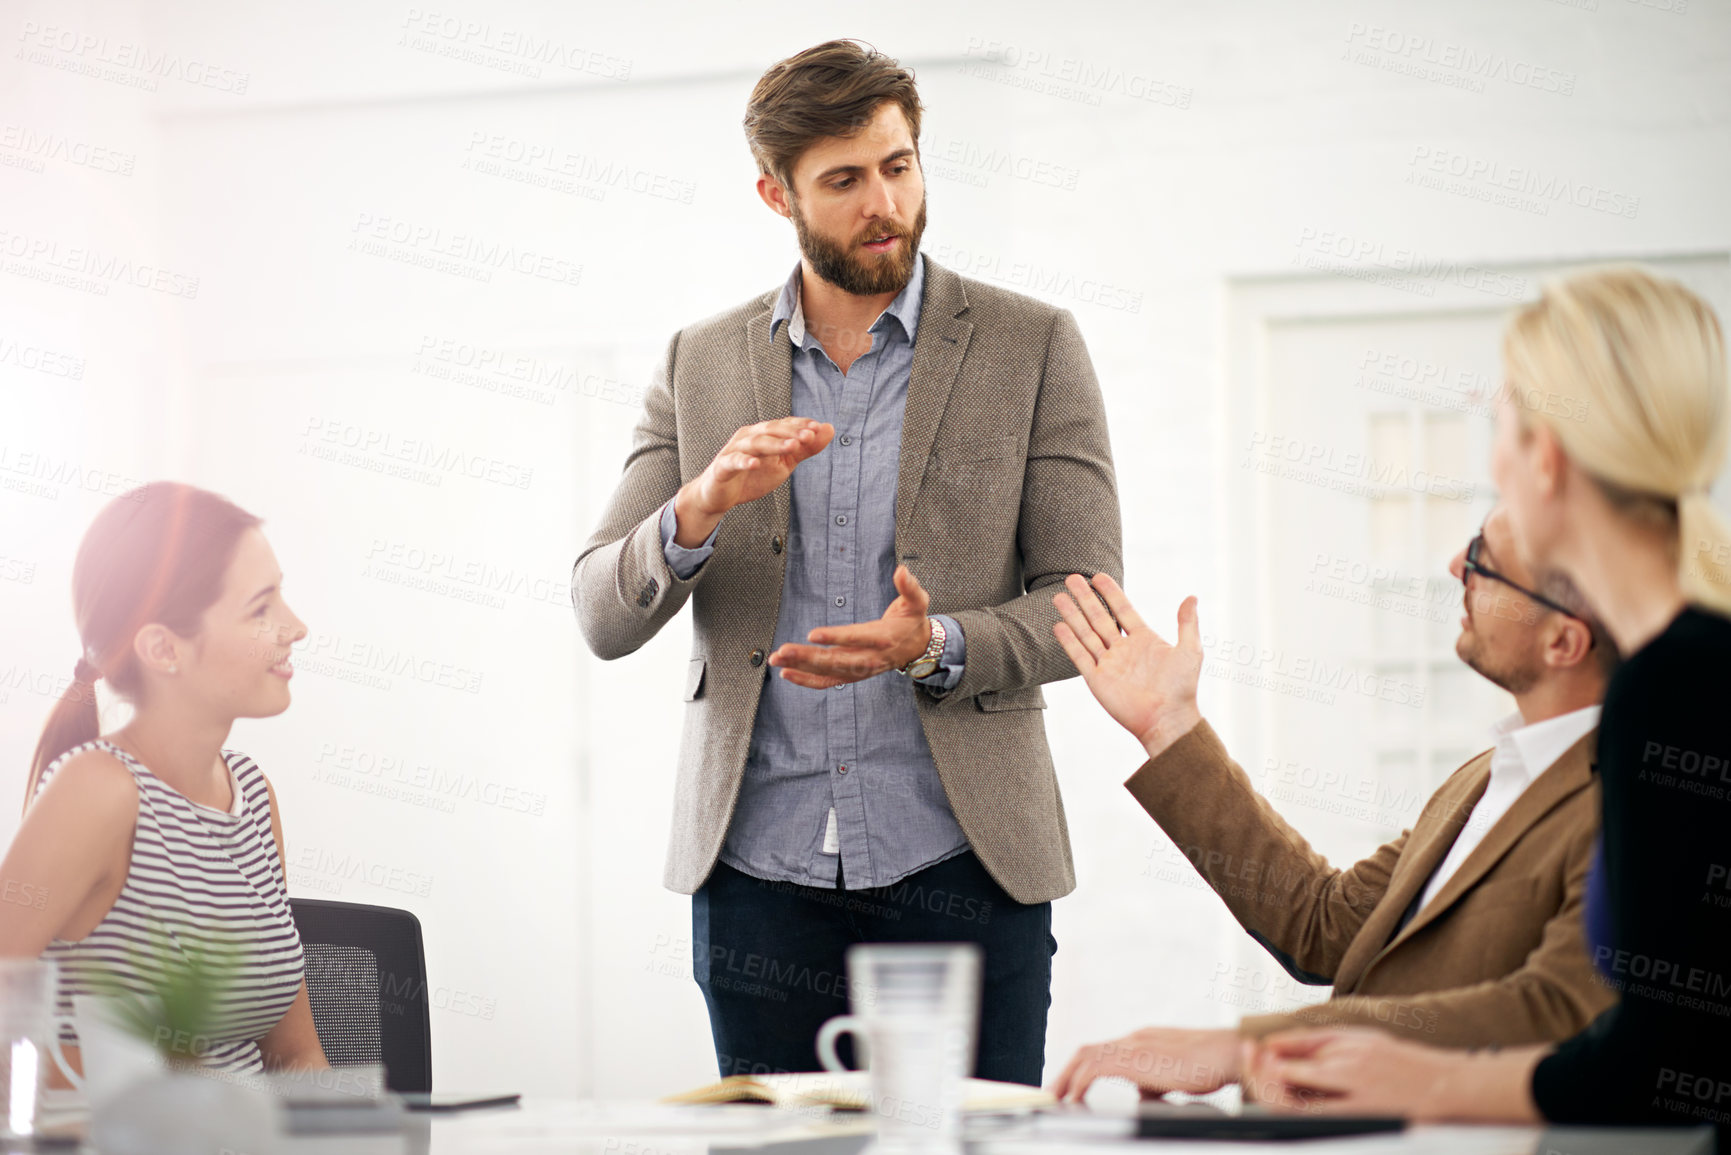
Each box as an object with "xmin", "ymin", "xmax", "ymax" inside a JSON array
[{"xmin": 1052, "ymin": 574, "xmax": 1205, "ymax": 760}]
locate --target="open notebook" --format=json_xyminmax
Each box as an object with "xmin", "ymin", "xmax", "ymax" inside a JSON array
[{"xmin": 665, "ymin": 1072, "xmax": 1054, "ymax": 1113}]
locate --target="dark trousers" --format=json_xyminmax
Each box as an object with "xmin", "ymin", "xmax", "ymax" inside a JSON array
[{"xmin": 691, "ymin": 851, "xmax": 1055, "ymax": 1086}]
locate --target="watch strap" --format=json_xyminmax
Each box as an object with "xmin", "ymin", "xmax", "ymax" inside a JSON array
[{"xmin": 899, "ymin": 616, "xmax": 945, "ymax": 677}]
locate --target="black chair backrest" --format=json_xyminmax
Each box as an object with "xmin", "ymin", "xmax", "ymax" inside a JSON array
[{"xmin": 289, "ymin": 898, "xmax": 432, "ymax": 1092}]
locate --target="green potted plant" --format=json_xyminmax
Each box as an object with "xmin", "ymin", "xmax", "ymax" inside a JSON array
[
  {"xmin": 92, "ymin": 936, "xmax": 240, "ymax": 1072},
  {"xmin": 79, "ymin": 934, "xmax": 279, "ymax": 1155}
]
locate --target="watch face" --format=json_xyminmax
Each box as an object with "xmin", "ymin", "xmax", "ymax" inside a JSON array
[{"xmin": 909, "ymin": 657, "xmax": 940, "ymax": 679}]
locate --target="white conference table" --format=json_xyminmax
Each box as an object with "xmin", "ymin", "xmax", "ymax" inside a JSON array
[{"xmin": 273, "ymin": 1099, "xmax": 1717, "ymax": 1155}]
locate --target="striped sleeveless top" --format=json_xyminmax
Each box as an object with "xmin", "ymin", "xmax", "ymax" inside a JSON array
[{"xmin": 36, "ymin": 739, "xmax": 306, "ymax": 1074}]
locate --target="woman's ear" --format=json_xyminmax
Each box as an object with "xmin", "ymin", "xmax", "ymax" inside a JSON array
[{"xmin": 131, "ymin": 624, "xmax": 183, "ymax": 676}]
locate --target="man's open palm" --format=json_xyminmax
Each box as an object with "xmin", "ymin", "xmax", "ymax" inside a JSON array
[
  {"xmin": 770, "ymin": 564, "xmax": 933, "ymax": 690},
  {"xmin": 1052, "ymin": 574, "xmax": 1204, "ymax": 756}
]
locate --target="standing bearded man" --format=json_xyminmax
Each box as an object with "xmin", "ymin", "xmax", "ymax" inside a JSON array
[{"xmin": 573, "ymin": 39, "xmax": 1122, "ymax": 1084}]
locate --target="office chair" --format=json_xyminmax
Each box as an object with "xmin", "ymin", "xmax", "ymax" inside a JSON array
[{"xmin": 289, "ymin": 898, "xmax": 433, "ymax": 1093}]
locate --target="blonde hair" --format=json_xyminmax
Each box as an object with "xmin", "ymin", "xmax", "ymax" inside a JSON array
[{"xmin": 1502, "ymin": 266, "xmax": 1731, "ymax": 616}]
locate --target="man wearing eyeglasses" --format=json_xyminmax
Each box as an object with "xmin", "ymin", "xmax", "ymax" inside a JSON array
[{"xmin": 1045, "ymin": 505, "xmax": 1621, "ymax": 1102}]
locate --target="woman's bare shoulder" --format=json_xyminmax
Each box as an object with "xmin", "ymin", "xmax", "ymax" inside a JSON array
[{"xmin": 31, "ymin": 745, "xmax": 139, "ymax": 822}]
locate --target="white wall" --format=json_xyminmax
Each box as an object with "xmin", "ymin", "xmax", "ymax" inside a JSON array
[{"xmin": 3, "ymin": 0, "xmax": 1728, "ymax": 1102}]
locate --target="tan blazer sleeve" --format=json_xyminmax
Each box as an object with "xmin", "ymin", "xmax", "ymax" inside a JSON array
[
  {"xmin": 1238, "ymin": 804, "xmax": 1613, "ymax": 1045},
  {"xmin": 943, "ymin": 308, "xmax": 1123, "ymax": 700},
  {"xmin": 1126, "ymin": 719, "xmax": 1402, "ymax": 982},
  {"xmin": 571, "ymin": 332, "xmax": 708, "ymax": 660}
]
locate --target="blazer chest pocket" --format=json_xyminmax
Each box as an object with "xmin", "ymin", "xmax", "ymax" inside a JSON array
[
  {"xmin": 932, "ymin": 435, "xmax": 1024, "ymax": 465},
  {"xmin": 684, "ymin": 658, "xmax": 706, "ymax": 701},
  {"xmin": 1454, "ymin": 875, "xmax": 1541, "ymax": 909},
  {"xmin": 1450, "ymin": 876, "xmax": 1545, "ymax": 969},
  {"xmin": 975, "ymin": 686, "xmax": 1046, "ymax": 712},
  {"xmin": 927, "ymin": 436, "xmax": 1024, "ymax": 489}
]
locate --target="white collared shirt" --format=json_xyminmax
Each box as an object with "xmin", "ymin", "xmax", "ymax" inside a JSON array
[{"xmin": 1416, "ymin": 704, "xmax": 1601, "ymax": 913}]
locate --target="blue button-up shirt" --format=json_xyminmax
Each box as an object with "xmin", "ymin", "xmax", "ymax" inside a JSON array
[{"xmin": 658, "ymin": 253, "xmax": 971, "ymax": 888}]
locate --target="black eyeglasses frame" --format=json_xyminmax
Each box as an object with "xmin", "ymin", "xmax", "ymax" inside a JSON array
[{"xmin": 1462, "ymin": 532, "xmax": 1592, "ymax": 644}]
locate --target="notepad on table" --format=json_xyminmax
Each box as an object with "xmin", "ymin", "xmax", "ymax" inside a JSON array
[{"xmin": 664, "ymin": 1072, "xmax": 1054, "ymax": 1113}]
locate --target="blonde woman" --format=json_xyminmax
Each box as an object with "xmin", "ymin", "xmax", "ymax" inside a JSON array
[
  {"xmin": 1224, "ymin": 267, "xmax": 1731, "ymax": 1132},
  {"xmin": 0, "ymin": 483, "xmax": 328, "ymax": 1075}
]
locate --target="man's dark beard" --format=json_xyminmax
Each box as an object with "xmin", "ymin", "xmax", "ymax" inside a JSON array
[{"xmin": 790, "ymin": 195, "xmax": 926, "ymax": 296}]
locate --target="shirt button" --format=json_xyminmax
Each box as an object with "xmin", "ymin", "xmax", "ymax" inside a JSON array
[
  {"xmin": 749, "ymin": 649, "xmax": 764, "ymax": 667},
  {"xmin": 771, "ymin": 535, "xmax": 784, "ymax": 554},
  {"xmin": 837, "ymin": 764, "xmax": 849, "ymax": 775},
  {"xmin": 835, "ymin": 596, "xmax": 846, "ymax": 607},
  {"xmin": 840, "ymin": 436, "xmax": 853, "ymax": 446},
  {"xmin": 835, "ymin": 514, "xmax": 847, "ymax": 526}
]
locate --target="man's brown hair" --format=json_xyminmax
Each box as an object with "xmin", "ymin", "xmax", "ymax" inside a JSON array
[{"xmin": 743, "ymin": 40, "xmax": 922, "ymax": 190}]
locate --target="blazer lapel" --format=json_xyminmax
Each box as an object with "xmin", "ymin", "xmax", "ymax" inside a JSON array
[
  {"xmin": 1380, "ymin": 730, "xmax": 1597, "ymax": 952},
  {"xmin": 895, "ymin": 259, "xmax": 974, "ymax": 546},
  {"xmin": 1332, "ymin": 753, "xmax": 1491, "ymax": 992},
  {"xmin": 744, "ymin": 291, "xmax": 794, "ymax": 533}
]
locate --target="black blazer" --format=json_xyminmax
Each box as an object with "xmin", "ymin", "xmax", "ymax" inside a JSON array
[{"xmin": 1531, "ymin": 605, "xmax": 1731, "ymax": 1135}]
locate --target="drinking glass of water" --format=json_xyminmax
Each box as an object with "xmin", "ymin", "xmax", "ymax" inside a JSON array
[
  {"xmin": 816, "ymin": 943, "xmax": 981, "ymax": 1155},
  {"xmin": 0, "ymin": 959, "xmax": 77, "ymax": 1140}
]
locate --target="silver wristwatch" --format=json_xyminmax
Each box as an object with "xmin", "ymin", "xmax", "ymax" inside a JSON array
[{"xmin": 897, "ymin": 616, "xmax": 946, "ymax": 680}]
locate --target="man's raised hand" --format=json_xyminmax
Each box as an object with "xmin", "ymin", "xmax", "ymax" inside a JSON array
[
  {"xmin": 672, "ymin": 417, "xmax": 834, "ymax": 547},
  {"xmin": 1052, "ymin": 574, "xmax": 1205, "ymax": 761}
]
